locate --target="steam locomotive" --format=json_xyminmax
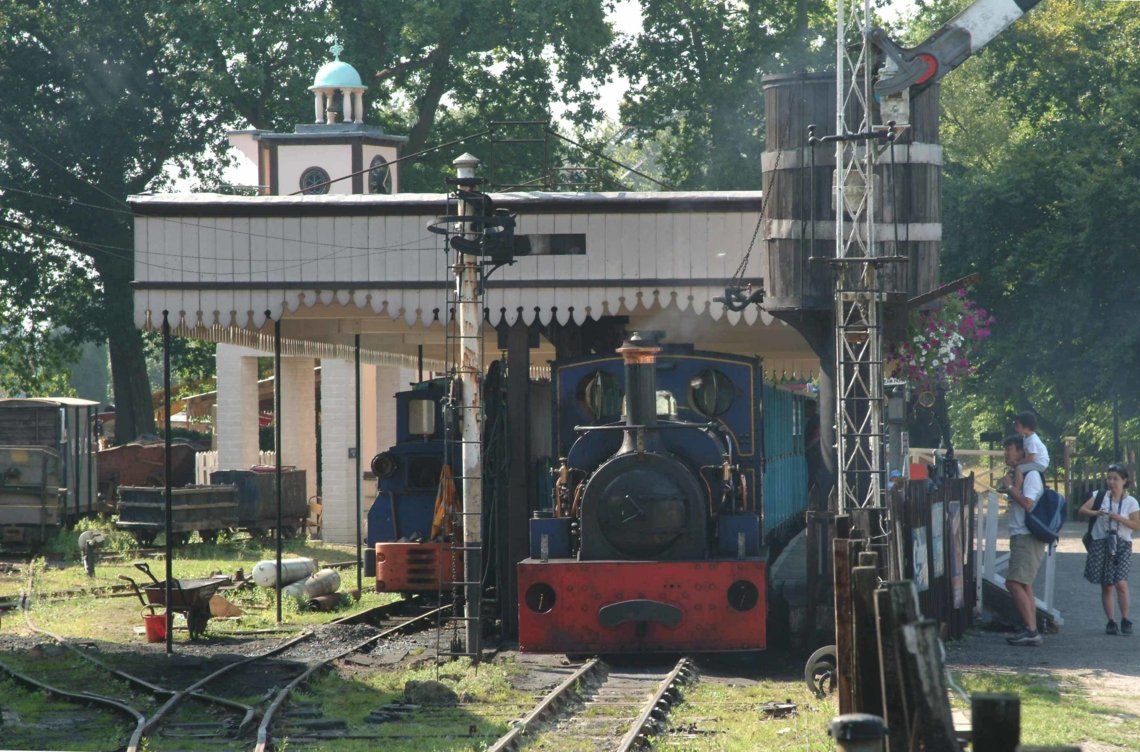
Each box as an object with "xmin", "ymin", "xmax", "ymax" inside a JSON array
[{"xmin": 517, "ymin": 332, "xmax": 810, "ymax": 654}]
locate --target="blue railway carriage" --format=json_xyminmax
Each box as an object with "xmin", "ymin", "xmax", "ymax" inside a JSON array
[{"xmin": 0, "ymin": 397, "xmax": 100, "ymax": 548}]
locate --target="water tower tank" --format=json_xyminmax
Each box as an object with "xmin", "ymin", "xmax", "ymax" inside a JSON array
[{"xmin": 761, "ymin": 72, "xmax": 942, "ymax": 329}]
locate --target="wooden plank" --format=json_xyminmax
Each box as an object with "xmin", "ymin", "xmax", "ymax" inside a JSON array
[
  {"xmin": 852, "ymin": 553, "xmax": 882, "ymax": 718},
  {"xmin": 971, "ymin": 693, "xmax": 1019, "ymax": 752},
  {"xmin": 875, "ymin": 586, "xmax": 911, "ymax": 752},
  {"xmin": 833, "ymin": 537, "xmax": 856, "ymax": 715},
  {"xmin": 900, "ymin": 620, "xmax": 959, "ymax": 752}
]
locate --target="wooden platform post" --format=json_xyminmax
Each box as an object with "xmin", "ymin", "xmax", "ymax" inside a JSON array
[
  {"xmin": 875, "ymin": 581, "xmax": 920, "ymax": 752},
  {"xmin": 853, "ymin": 551, "xmax": 882, "ymax": 718},
  {"xmin": 971, "ymin": 693, "xmax": 1019, "ymax": 752},
  {"xmin": 900, "ymin": 620, "xmax": 958, "ymax": 752}
]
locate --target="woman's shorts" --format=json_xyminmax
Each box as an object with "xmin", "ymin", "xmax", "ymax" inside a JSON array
[{"xmin": 1007, "ymin": 533, "xmax": 1048, "ymax": 584}]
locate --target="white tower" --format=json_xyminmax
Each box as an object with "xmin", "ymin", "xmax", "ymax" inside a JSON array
[{"xmin": 227, "ymin": 38, "xmax": 407, "ymax": 196}]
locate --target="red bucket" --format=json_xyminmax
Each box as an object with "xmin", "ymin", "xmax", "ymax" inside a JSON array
[{"xmin": 142, "ymin": 607, "xmax": 167, "ymax": 643}]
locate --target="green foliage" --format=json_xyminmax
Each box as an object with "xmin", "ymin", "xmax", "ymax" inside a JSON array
[
  {"xmin": 614, "ymin": 0, "xmax": 834, "ymax": 189},
  {"xmin": 933, "ymin": 0, "xmax": 1140, "ymax": 458}
]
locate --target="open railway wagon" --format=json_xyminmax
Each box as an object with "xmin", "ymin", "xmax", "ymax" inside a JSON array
[
  {"xmin": 116, "ymin": 468, "xmax": 307, "ymax": 545},
  {"xmin": 518, "ymin": 332, "xmax": 811, "ymax": 654},
  {"xmin": 0, "ymin": 397, "xmax": 99, "ymax": 549},
  {"xmin": 96, "ymin": 441, "xmax": 199, "ymax": 508}
]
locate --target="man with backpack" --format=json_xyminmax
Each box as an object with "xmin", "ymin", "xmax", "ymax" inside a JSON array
[{"xmin": 1000, "ymin": 434, "xmax": 1047, "ymax": 646}]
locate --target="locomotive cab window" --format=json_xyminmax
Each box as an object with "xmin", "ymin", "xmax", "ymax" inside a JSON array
[
  {"xmin": 689, "ymin": 368, "xmax": 735, "ymax": 417},
  {"xmin": 577, "ymin": 370, "xmax": 623, "ymax": 422},
  {"xmin": 656, "ymin": 390, "xmax": 678, "ymax": 419}
]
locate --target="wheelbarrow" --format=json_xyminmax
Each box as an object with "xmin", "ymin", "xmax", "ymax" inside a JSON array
[{"xmin": 118, "ymin": 562, "xmax": 228, "ymax": 640}]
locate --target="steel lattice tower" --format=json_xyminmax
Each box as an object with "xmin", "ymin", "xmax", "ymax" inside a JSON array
[{"xmin": 832, "ymin": 0, "xmax": 885, "ymax": 514}]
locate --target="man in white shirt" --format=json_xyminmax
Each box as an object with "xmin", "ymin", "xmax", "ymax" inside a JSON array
[{"xmin": 1002, "ymin": 434, "xmax": 1047, "ymax": 646}]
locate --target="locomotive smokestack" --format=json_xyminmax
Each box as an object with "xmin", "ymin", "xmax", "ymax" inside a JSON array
[{"xmin": 617, "ymin": 331, "xmax": 663, "ymax": 452}]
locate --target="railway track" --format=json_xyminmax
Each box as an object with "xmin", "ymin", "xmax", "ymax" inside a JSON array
[
  {"xmin": 0, "ymin": 564, "xmax": 445, "ymax": 751},
  {"xmin": 488, "ymin": 656, "xmax": 697, "ymax": 751}
]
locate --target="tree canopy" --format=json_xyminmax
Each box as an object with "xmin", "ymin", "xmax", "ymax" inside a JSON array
[
  {"xmin": 934, "ymin": 0, "xmax": 1140, "ymax": 458},
  {"xmin": 0, "ymin": 0, "xmax": 614, "ymax": 440}
]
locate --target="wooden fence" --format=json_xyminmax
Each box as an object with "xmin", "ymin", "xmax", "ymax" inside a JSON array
[{"xmin": 888, "ymin": 475, "xmax": 978, "ymax": 640}]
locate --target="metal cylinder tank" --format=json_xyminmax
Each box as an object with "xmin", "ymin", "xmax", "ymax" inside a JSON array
[{"xmin": 760, "ymin": 71, "xmax": 942, "ymax": 329}]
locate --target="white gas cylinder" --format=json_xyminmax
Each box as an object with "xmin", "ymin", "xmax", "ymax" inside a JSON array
[
  {"xmin": 282, "ymin": 568, "xmax": 341, "ymax": 601},
  {"xmin": 251, "ymin": 558, "xmax": 318, "ymax": 588}
]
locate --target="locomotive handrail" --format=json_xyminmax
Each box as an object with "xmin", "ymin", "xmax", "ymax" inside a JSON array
[{"xmin": 571, "ymin": 421, "xmax": 720, "ymax": 433}]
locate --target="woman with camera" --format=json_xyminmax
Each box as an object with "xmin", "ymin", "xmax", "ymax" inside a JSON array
[{"xmin": 1079, "ymin": 463, "xmax": 1140, "ymax": 635}]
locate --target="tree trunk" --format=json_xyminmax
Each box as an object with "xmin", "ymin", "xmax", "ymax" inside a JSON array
[{"xmin": 91, "ymin": 225, "xmax": 155, "ymax": 444}]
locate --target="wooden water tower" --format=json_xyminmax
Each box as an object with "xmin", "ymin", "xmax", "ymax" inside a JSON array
[
  {"xmin": 759, "ymin": 71, "xmax": 943, "ymax": 513},
  {"xmin": 761, "ymin": 71, "xmax": 942, "ymax": 321}
]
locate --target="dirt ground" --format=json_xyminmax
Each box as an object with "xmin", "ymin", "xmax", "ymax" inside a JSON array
[{"xmin": 943, "ymin": 519, "xmax": 1140, "ymax": 718}]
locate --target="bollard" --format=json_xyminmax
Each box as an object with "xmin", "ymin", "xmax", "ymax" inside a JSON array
[{"xmin": 829, "ymin": 713, "xmax": 888, "ymax": 752}]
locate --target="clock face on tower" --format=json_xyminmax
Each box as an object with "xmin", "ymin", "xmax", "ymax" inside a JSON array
[{"xmin": 300, "ymin": 166, "xmax": 331, "ymax": 195}]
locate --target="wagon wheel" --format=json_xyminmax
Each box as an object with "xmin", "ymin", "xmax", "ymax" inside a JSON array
[
  {"xmin": 804, "ymin": 644, "xmax": 838, "ymax": 699},
  {"xmin": 170, "ymin": 532, "xmax": 191, "ymax": 547},
  {"xmin": 198, "ymin": 529, "xmax": 219, "ymax": 545},
  {"xmin": 133, "ymin": 531, "xmax": 156, "ymax": 547}
]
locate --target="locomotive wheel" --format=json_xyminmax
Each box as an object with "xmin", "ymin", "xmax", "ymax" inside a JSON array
[{"xmin": 804, "ymin": 644, "xmax": 838, "ymax": 698}]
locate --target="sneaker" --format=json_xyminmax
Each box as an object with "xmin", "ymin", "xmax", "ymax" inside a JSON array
[
  {"xmin": 1005, "ymin": 628, "xmax": 1031, "ymax": 644},
  {"xmin": 1122, "ymin": 619, "xmax": 1133, "ymax": 635},
  {"xmin": 1106, "ymin": 620, "xmax": 1119, "ymax": 635},
  {"xmin": 1009, "ymin": 630, "xmax": 1043, "ymax": 646}
]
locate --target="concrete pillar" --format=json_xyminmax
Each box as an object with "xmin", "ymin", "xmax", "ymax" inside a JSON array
[
  {"xmin": 279, "ymin": 357, "xmax": 317, "ymax": 505},
  {"xmin": 319, "ymin": 358, "xmax": 357, "ymax": 544},
  {"xmin": 215, "ymin": 344, "xmax": 260, "ymax": 471},
  {"xmin": 313, "ymin": 91, "xmax": 323, "ymax": 123},
  {"xmin": 341, "ymin": 89, "xmax": 352, "ymax": 125}
]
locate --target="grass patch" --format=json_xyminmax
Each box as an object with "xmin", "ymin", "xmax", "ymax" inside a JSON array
[
  {"xmin": 281, "ymin": 657, "xmax": 539, "ymax": 752},
  {"xmin": 0, "ymin": 676, "xmax": 129, "ymax": 751},
  {"xmin": 652, "ymin": 677, "xmax": 838, "ymax": 751},
  {"xmin": 952, "ymin": 670, "xmax": 1140, "ymax": 750},
  {"xmin": 0, "ymin": 530, "xmax": 390, "ymax": 642}
]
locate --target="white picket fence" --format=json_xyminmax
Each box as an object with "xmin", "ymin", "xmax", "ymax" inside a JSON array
[
  {"xmin": 975, "ymin": 489, "xmax": 1063, "ymax": 626},
  {"xmin": 195, "ymin": 450, "xmax": 276, "ymax": 485}
]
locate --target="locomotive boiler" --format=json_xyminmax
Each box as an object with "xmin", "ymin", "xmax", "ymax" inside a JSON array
[{"xmin": 518, "ymin": 332, "xmax": 787, "ymax": 654}]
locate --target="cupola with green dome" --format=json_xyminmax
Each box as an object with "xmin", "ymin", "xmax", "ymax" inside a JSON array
[{"xmin": 309, "ymin": 39, "xmax": 367, "ymax": 124}]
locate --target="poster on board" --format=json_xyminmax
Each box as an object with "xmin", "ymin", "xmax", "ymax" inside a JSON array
[
  {"xmin": 932, "ymin": 501, "xmax": 945, "ymax": 578},
  {"xmin": 913, "ymin": 525, "xmax": 929, "ymax": 592},
  {"xmin": 949, "ymin": 500, "xmax": 964, "ymax": 608}
]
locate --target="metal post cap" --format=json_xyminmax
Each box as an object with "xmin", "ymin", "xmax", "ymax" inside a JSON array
[{"xmin": 828, "ymin": 713, "xmax": 888, "ymax": 741}]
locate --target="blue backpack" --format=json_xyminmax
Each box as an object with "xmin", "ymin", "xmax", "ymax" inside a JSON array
[{"xmin": 1025, "ymin": 471, "xmax": 1066, "ymax": 546}]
